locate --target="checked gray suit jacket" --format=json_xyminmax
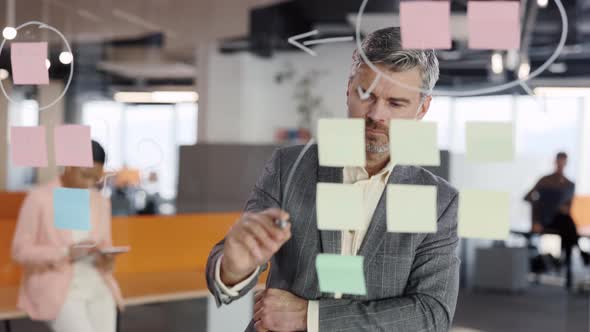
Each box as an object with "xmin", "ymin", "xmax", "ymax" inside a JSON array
[{"xmin": 206, "ymin": 145, "xmax": 460, "ymax": 332}]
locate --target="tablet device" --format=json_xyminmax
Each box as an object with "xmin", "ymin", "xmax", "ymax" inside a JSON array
[{"xmin": 100, "ymin": 246, "xmax": 131, "ymax": 255}]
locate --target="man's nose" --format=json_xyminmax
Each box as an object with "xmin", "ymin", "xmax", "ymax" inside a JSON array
[{"xmin": 366, "ymin": 100, "xmax": 389, "ymax": 124}]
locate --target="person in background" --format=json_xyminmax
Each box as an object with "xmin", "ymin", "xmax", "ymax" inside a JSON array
[
  {"xmin": 137, "ymin": 172, "xmax": 161, "ymax": 215},
  {"xmin": 525, "ymin": 152, "xmax": 590, "ymax": 286},
  {"xmin": 12, "ymin": 140, "xmax": 123, "ymax": 332}
]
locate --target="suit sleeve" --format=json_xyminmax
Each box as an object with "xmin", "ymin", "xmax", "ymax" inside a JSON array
[
  {"xmin": 12, "ymin": 192, "xmax": 69, "ymax": 269},
  {"xmin": 206, "ymin": 148, "xmax": 282, "ymax": 307},
  {"xmin": 317, "ymin": 194, "xmax": 460, "ymax": 332}
]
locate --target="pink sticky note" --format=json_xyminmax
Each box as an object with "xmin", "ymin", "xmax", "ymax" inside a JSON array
[
  {"xmin": 54, "ymin": 125, "xmax": 93, "ymax": 167},
  {"xmin": 10, "ymin": 126, "xmax": 48, "ymax": 167},
  {"xmin": 400, "ymin": 1, "xmax": 452, "ymax": 50},
  {"xmin": 468, "ymin": 1, "xmax": 521, "ymax": 50},
  {"xmin": 10, "ymin": 42, "xmax": 50, "ymax": 85}
]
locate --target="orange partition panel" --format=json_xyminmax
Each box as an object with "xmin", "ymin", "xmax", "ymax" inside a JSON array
[
  {"xmin": 0, "ymin": 192, "xmax": 26, "ymax": 220},
  {"xmin": 0, "ymin": 219, "xmax": 21, "ymax": 286},
  {"xmin": 112, "ymin": 213, "xmax": 240, "ymax": 274},
  {"xmin": 1, "ymin": 213, "xmax": 241, "ymax": 287},
  {"xmin": 572, "ymin": 196, "xmax": 590, "ymax": 228}
]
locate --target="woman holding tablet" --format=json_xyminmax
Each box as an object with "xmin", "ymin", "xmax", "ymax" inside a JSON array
[{"xmin": 12, "ymin": 141, "xmax": 124, "ymax": 332}]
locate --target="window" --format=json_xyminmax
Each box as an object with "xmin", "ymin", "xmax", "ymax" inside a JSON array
[
  {"xmin": 451, "ymin": 96, "xmax": 513, "ymax": 153},
  {"xmin": 423, "ymin": 96, "xmax": 451, "ymax": 150},
  {"xmin": 82, "ymin": 100, "xmax": 198, "ymax": 200}
]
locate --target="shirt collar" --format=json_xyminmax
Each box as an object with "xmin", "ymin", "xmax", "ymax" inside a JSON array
[{"xmin": 344, "ymin": 159, "xmax": 396, "ymax": 184}]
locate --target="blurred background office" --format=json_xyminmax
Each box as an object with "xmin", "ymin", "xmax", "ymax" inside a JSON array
[{"xmin": 1, "ymin": 0, "xmax": 590, "ymax": 331}]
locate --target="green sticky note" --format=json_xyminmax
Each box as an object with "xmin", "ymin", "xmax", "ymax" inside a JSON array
[
  {"xmin": 465, "ymin": 122, "xmax": 514, "ymax": 163},
  {"xmin": 316, "ymin": 254, "xmax": 367, "ymax": 295},
  {"xmin": 316, "ymin": 183, "xmax": 364, "ymax": 231},
  {"xmin": 389, "ymin": 120, "xmax": 439, "ymax": 166},
  {"xmin": 387, "ymin": 184, "xmax": 437, "ymax": 233},
  {"xmin": 459, "ymin": 189, "xmax": 510, "ymax": 240},
  {"xmin": 318, "ymin": 118, "xmax": 365, "ymax": 167}
]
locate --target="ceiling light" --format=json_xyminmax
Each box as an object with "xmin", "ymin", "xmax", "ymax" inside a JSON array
[
  {"xmin": 114, "ymin": 91, "xmax": 199, "ymax": 104},
  {"xmin": 152, "ymin": 91, "xmax": 199, "ymax": 103},
  {"xmin": 2, "ymin": 27, "xmax": 17, "ymax": 40},
  {"xmin": 518, "ymin": 62, "xmax": 531, "ymax": 80},
  {"xmin": 505, "ymin": 50, "xmax": 519, "ymax": 71},
  {"xmin": 59, "ymin": 51, "xmax": 73, "ymax": 64},
  {"xmin": 537, "ymin": 0, "xmax": 549, "ymax": 8},
  {"xmin": 548, "ymin": 62, "xmax": 567, "ymax": 74},
  {"xmin": 0, "ymin": 69, "xmax": 9, "ymax": 80},
  {"xmin": 534, "ymin": 87, "xmax": 590, "ymax": 97},
  {"xmin": 45, "ymin": 59, "xmax": 51, "ymax": 69},
  {"xmin": 491, "ymin": 53, "xmax": 504, "ymax": 74}
]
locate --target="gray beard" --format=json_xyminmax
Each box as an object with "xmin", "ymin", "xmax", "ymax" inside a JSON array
[{"xmin": 366, "ymin": 143, "xmax": 389, "ymax": 154}]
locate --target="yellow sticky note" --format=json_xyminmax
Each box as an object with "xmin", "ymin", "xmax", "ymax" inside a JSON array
[
  {"xmin": 316, "ymin": 183, "xmax": 364, "ymax": 231},
  {"xmin": 389, "ymin": 120, "xmax": 439, "ymax": 166},
  {"xmin": 316, "ymin": 254, "xmax": 367, "ymax": 295},
  {"xmin": 465, "ymin": 122, "xmax": 514, "ymax": 163},
  {"xmin": 387, "ymin": 184, "xmax": 437, "ymax": 233},
  {"xmin": 459, "ymin": 189, "xmax": 510, "ymax": 240},
  {"xmin": 318, "ymin": 118, "xmax": 365, "ymax": 167}
]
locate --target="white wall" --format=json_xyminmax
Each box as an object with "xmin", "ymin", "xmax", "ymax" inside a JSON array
[{"xmin": 203, "ymin": 43, "xmax": 355, "ymax": 143}]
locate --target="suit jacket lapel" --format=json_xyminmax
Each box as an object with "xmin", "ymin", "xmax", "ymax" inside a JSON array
[
  {"xmin": 357, "ymin": 165, "xmax": 411, "ymax": 264},
  {"xmin": 317, "ymin": 165, "xmax": 343, "ymax": 255}
]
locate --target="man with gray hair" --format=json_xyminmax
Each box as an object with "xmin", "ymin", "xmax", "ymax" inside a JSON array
[{"xmin": 206, "ymin": 27, "xmax": 460, "ymax": 331}]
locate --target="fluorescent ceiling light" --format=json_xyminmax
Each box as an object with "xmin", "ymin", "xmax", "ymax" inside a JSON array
[
  {"xmin": 534, "ymin": 87, "xmax": 590, "ymax": 97},
  {"xmin": 518, "ymin": 62, "xmax": 531, "ymax": 80},
  {"xmin": 548, "ymin": 62, "xmax": 567, "ymax": 74},
  {"xmin": 114, "ymin": 91, "xmax": 199, "ymax": 104},
  {"xmin": 0, "ymin": 68, "xmax": 9, "ymax": 80},
  {"xmin": 537, "ymin": 0, "xmax": 549, "ymax": 8},
  {"xmin": 59, "ymin": 51, "xmax": 73, "ymax": 64},
  {"xmin": 491, "ymin": 53, "xmax": 504, "ymax": 74},
  {"xmin": 2, "ymin": 26, "xmax": 16, "ymax": 40}
]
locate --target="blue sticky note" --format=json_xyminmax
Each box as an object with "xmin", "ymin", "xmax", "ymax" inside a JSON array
[{"xmin": 53, "ymin": 188, "xmax": 91, "ymax": 231}]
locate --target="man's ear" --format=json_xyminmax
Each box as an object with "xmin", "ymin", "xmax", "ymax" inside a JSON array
[{"xmin": 416, "ymin": 95, "xmax": 432, "ymax": 120}]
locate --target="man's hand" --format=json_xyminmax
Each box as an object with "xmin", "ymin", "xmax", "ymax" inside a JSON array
[
  {"xmin": 221, "ymin": 208, "xmax": 291, "ymax": 286},
  {"xmin": 253, "ymin": 288, "xmax": 308, "ymax": 332}
]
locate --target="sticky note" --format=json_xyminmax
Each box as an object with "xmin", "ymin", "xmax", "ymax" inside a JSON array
[
  {"xmin": 10, "ymin": 42, "xmax": 50, "ymax": 85},
  {"xmin": 458, "ymin": 189, "xmax": 510, "ymax": 240},
  {"xmin": 389, "ymin": 120, "xmax": 439, "ymax": 166},
  {"xmin": 53, "ymin": 188, "xmax": 91, "ymax": 231},
  {"xmin": 387, "ymin": 184, "xmax": 437, "ymax": 233},
  {"xmin": 318, "ymin": 118, "xmax": 365, "ymax": 167},
  {"xmin": 316, "ymin": 254, "xmax": 366, "ymax": 295},
  {"xmin": 468, "ymin": 1, "xmax": 521, "ymax": 50},
  {"xmin": 400, "ymin": 1, "xmax": 452, "ymax": 50},
  {"xmin": 316, "ymin": 183, "xmax": 364, "ymax": 231},
  {"xmin": 54, "ymin": 125, "xmax": 93, "ymax": 167},
  {"xmin": 465, "ymin": 122, "xmax": 514, "ymax": 163},
  {"xmin": 10, "ymin": 126, "xmax": 48, "ymax": 167}
]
